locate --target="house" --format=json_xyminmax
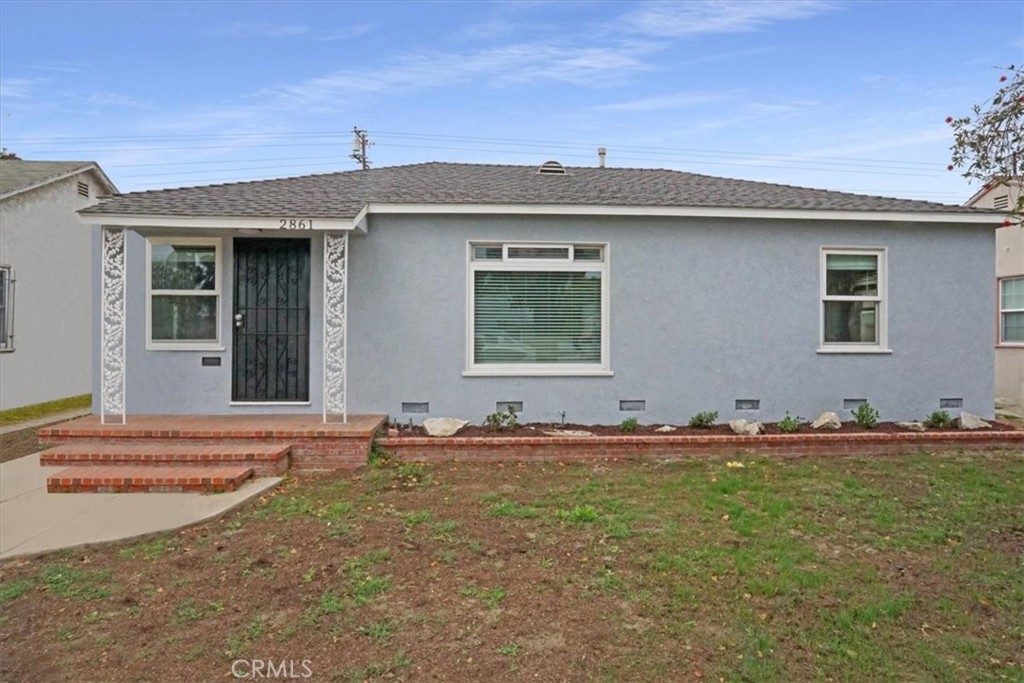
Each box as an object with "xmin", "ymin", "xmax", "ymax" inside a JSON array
[
  {"xmin": 966, "ymin": 177, "xmax": 1023, "ymax": 410},
  {"xmin": 79, "ymin": 161, "xmax": 1001, "ymax": 426},
  {"xmin": 0, "ymin": 159, "xmax": 117, "ymax": 410}
]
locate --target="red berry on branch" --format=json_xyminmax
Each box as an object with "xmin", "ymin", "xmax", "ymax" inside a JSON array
[
  {"xmin": 945, "ymin": 116, "xmax": 953, "ymax": 124},
  {"xmin": 947, "ymin": 164, "xmax": 954, "ymax": 171},
  {"xmin": 1000, "ymin": 75, "xmax": 1008, "ymax": 82},
  {"xmin": 1004, "ymin": 219, "xmax": 1013, "ymax": 227}
]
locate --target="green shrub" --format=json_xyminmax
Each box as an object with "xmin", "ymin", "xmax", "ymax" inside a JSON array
[
  {"xmin": 778, "ymin": 412, "xmax": 803, "ymax": 433},
  {"xmin": 619, "ymin": 417, "xmax": 639, "ymax": 433},
  {"xmin": 484, "ymin": 405, "xmax": 518, "ymax": 431},
  {"xmin": 688, "ymin": 411, "xmax": 719, "ymax": 429},
  {"xmin": 852, "ymin": 402, "xmax": 879, "ymax": 429},
  {"xmin": 923, "ymin": 410, "xmax": 952, "ymax": 429}
]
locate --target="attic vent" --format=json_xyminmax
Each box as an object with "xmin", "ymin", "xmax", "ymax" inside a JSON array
[
  {"xmin": 537, "ymin": 160, "xmax": 567, "ymax": 175},
  {"xmin": 994, "ymin": 195, "xmax": 1010, "ymax": 210},
  {"xmin": 77, "ymin": 181, "xmax": 89, "ymax": 198}
]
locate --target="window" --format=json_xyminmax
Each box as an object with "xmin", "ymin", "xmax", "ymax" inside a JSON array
[
  {"xmin": 820, "ymin": 248, "xmax": 887, "ymax": 351},
  {"xmin": 0, "ymin": 266, "xmax": 14, "ymax": 352},
  {"xmin": 467, "ymin": 242, "xmax": 609, "ymax": 375},
  {"xmin": 1000, "ymin": 277, "xmax": 1024, "ymax": 344},
  {"xmin": 146, "ymin": 238, "xmax": 222, "ymax": 350}
]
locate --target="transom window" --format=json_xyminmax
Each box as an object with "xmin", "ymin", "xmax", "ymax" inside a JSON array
[
  {"xmin": 0, "ymin": 266, "xmax": 14, "ymax": 352},
  {"xmin": 820, "ymin": 248, "xmax": 887, "ymax": 351},
  {"xmin": 1000, "ymin": 277, "xmax": 1024, "ymax": 344},
  {"xmin": 146, "ymin": 238, "xmax": 222, "ymax": 350},
  {"xmin": 467, "ymin": 242, "xmax": 609, "ymax": 375}
]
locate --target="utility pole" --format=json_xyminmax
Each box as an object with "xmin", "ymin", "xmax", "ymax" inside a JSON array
[{"xmin": 351, "ymin": 127, "xmax": 372, "ymax": 170}]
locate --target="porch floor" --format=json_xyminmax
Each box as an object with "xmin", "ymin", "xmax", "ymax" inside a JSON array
[{"xmin": 39, "ymin": 414, "xmax": 387, "ymax": 439}]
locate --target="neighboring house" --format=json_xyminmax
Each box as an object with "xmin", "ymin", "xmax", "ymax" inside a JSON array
[
  {"xmin": 0, "ymin": 160, "xmax": 117, "ymax": 410},
  {"xmin": 80, "ymin": 161, "xmax": 1000, "ymax": 426},
  {"xmin": 966, "ymin": 178, "xmax": 1024, "ymax": 409}
]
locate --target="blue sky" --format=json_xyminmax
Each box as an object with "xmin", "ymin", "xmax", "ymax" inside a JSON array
[{"xmin": 1, "ymin": 0, "xmax": 1021, "ymax": 201}]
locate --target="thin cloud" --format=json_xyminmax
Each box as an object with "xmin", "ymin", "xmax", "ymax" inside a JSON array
[
  {"xmin": 28, "ymin": 61, "xmax": 87, "ymax": 74},
  {"xmin": 596, "ymin": 92, "xmax": 727, "ymax": 112},
  {"xmin": 317, "ymin": 24, "xmax": 375, "ymax": 42},
  {"xmin": 622, "ymin": 0, "xmax": 836, "ymax": 37},
  {"xmin": 214, "ymin": 22, "xmax": 310, "ymax": 38},
  {"xmin": 0, "ymin": 78, "xmax": 40, "ymax": 98}
]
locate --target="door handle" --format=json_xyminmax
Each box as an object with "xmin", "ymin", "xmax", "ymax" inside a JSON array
[{"xmin": 234, "ymin": 313, "xmax": 244, "ymax": 328}]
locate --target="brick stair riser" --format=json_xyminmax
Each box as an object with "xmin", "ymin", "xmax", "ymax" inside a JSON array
[
  {"xmin": 47, "ymin": 482, "xmax": 241, "ymax": 494},
  {"xmin": 39, "ymin": 454, "xmax": 288, "ymax": 477}
]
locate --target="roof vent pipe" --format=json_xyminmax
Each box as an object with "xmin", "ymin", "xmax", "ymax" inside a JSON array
[{"xmin": 598, "ymin": 147, "xmax": 606, "ymax": 168}]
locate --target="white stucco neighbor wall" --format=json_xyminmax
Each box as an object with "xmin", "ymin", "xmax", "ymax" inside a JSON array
[
  {"xmin": 0, "ymin": 174, "xmax": 102, "ymax": 409},
  {"xmin": 968, "ymin": 181, "xmax": 1024, "ymax": 408}
]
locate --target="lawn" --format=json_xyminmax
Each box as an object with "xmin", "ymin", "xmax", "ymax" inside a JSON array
[{"xmin": 1, "ymin": 450, "xmax": 1022, "ymax": 682}]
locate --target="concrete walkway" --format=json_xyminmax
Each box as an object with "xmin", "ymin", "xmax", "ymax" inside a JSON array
[{"xmin": 0, "ymin": 452, "xmax": 281, "ymax": 559}]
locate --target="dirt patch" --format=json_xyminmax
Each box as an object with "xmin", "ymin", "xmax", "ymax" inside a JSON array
[{"xmin": 0, "ymin": 421, "xmax": 65, "ymax": 464}]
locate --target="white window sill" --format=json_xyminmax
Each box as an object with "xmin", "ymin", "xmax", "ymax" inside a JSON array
[
  {"xmin": 816, "ymin": 347, "xmax": 892, "ymax": 355},
  {"xmin": 147, "ymin": 343, "xmax": 225, "ymax": 352},
  {"xmin": 996, "ymin": 343, "xmax": 1024, "ymax": 348},
  {"xmin": 463, "ymin": 368, "xmax": 614, "ymax": 377}
]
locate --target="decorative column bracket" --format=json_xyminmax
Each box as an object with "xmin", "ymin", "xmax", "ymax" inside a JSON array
[
  {"xmin": 323, "ymin": 232, "xmax": 348, "ymax": 423},
  {"xmin": 100, "ymin": 227, "xmax": 127, "ymax": 424}
]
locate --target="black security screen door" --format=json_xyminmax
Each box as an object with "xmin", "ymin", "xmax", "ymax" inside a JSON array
[{"xmin": 232, "ymin": 238, "xmax": 311, "ymax": 402}]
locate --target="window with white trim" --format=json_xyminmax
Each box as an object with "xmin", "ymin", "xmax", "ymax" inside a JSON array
[
  {"xmin": 0, "ymin": 266, "xmax": 14, "ymax": 352},
  {"xmin": 1000, "ymin": 277, "xmax": 1024, "ymax": 344},
  {"xmin": 146, "ymin": 238, "xmax": 222, "ymax": 349},
  {"xmin": 820, "ymin": 248, "xmax": 887, "ymax": 350},
  {"xmin": 468, "ymin": 242, "xmax": 608, "ymax": 374}
]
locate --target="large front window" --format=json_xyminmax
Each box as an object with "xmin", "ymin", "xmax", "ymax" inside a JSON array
[
  {"xmin": 0, "ymin": 266, "xmax": 14, "ymax": 352},
  {"xmin": 1001, "ymin": 277, "xmax": 1024, "ymax": 344},
  {"xmin": 820, "ymin": 248, "xmax": 887, "ymax": 351},
  {"xmin": 467, "ymin": 242, "xmax": 609, "ymax": 375},
  {"xmin": 147, "ymin": 238, "xmax": 221, "ymax": 350}
]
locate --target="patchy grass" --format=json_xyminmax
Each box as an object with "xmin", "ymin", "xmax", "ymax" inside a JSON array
[
  {"xmin": 0, "ymin": 393, "xmax": 90, "ymax": 427},
  {"xmin": 1, "ymin": 450, "xmax": 1022, "ymax": 682}
]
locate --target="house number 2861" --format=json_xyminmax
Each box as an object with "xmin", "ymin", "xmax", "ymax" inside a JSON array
[{"xmin": 279, "ymin": 219, "xmax": 314, "ymax": 229}]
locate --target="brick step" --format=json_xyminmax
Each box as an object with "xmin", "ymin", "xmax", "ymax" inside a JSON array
[
  {"xmin": 39, "ymin": 443, "xmax": 291, "ymax": 476},
  {"xmin": 47, "ymin": 465, "xmax": 254, "ymax": 494}
]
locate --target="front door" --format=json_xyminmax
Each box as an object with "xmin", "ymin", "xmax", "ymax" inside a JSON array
[{"xmin": 232, "ymin": 238, "xmax": 311, "ymax": 402}]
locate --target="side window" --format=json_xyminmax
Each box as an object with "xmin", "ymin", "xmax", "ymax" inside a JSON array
[
  {"xmin": 0, "ymin": 266, "xmax": 14, "ymax": 352},
  {"xmin": 821, "ymin": 248, "xmax": 887, "ymax": 350}
]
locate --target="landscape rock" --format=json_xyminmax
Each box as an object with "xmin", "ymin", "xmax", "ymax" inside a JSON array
[
  {"xmin": 811, "ymin": 411, "xmax": 842, "ymax": 429},
  {"xmin": 728, "ymin": 419, "xmax": 763, "ymax": 435},
  {"xmin": 543, "ymin": 429, "xmax": 595, "ymax": 437},
  {"xmin": 958, "ymin": 412, "xmax": 991, "ymax": 430},
  {"xmin": 655, "ymin": 425, "xmax": 677, "ymax": 433},
  {"xmin": 423, "ymin": 417, "xmax": 470, "ymax": 437},
  {"xmin": 896, "ymin": 421, "xmax": 926, "ymax": 432}
]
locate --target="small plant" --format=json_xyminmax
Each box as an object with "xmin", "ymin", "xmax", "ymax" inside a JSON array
[
  {"xmin": 924, "ymin": 410, "xmax": 953, "ymax": 429},
  {"xmin": 778, "ymin": 412, "xmax": 803, "ymax": 433},
  {"xmin": 368, "ymin": 440, "xmax": 390, "ymax": 466},
  {"xmin": 688, "ymin": 410, "xmax": 719, "ymax": 429},
  {"xmin": 484, "ymin": 405, "xmax": 519, "ymax": 431},
  {"xmin": 498, "ymin": 643, "xmax": 521, "ymax": 657},
  {"xmin": 359, "ymin": 621, "xmax": 395, "ymax": 644},
  {"xmin": 852, "ymin": 402, "xmax": 879, "ymax": 429},
  {"xmin": 556, "ymin": 505, "xmax": 599, "ymax": 523},
  {"xmin": 619, "ymin": 417, "xmax": 639, "ymax": 433}
]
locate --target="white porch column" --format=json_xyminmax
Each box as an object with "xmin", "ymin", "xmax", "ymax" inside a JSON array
[
  {"xmin": 100, "ymin": 226, "xmax": 127, "ymax": 424},
  {"xmin": 323, "ymin": 232, "xmax": 348, "ymax": 423}
]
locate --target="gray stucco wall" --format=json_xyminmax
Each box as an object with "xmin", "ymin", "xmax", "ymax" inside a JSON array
[
  {"xmin": 0, "ymin": 175, "xmax": 98, "ymax": 410},
  {"xmin": 96, "ymin": 215, "xmax": 995, "ymax": 423}
]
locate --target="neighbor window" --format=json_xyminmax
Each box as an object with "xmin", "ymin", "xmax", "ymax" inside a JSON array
[
  {"xmin": 0, "ymin": 266, "xmax": 14, "ymax": 352},
  {"xmin": 1000, "ymin": 277, "xmax": 1024, "ymax": 344},
  {"xmin": 820, "ymin": 248, "xmax": 887, "ymax": 350},
  {"xmin": 467, "ymin": 242, "xmax": 609, "ymax": 374},
  {"xmin": 147, "ymin": 238, "xmax": 221, "ymax": 349}
]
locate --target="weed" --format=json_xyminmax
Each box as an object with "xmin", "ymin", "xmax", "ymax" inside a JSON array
[
  {"xmin": 302, "ymin": 567, "xmax": 317, "ymax": 584},
  {"xmin": 498, "ymin": 643, "xmax": 521, "ymax": 657},
  {"xmin": 778, "ymin": 412, "xmax": 803, "ymax": 433},
  {"xmin": 484, "ymin": 405, "xmax": 518, "ymax": 431},
  {"xmin": 118, "ymin": 537, "xmax": 169, "ymax": 561},
  {"xmin": 688, "ymin": 410, "xmax": 719, "ymax": 428},
  {"xmin": 438, "ymin": 549, "xmax": 458, "ymax": 564},
  {"xmin": 396, "ymin": 463, "xmax": 428, "ymax": 487},
  {"xmin": 245, "ymin": 616, "xmax": 264, "ymax": 641},
  {"xmin": 556, "ymin": 504, "xmax": 599, "ymax": 523},
  {"xmin": 539, "ymin": 558, "xmax": 555, "ymax": 569},
  {"xmin": 358, "ymin": 621, "xmax": 394, "ymax": 643},
  {"xmin": 924, "ymin": 410, "xmax": 953, "ymax": 429},
  {"xmin": 0, "ymin": 579, "xmax": 32, "ymax": 603},
  {"xmin": 490, "ymin": 500, "xmax": 542, "ymax": 518},
  {"xmin": 352, "ymin": 575, "xmax": 391, "ymax": 605},
  {"xmin": 619, "ymin": 417, "xmax": 639, "ymax": 433},
  {"xmin": 461, "ymin": 584, "xmax": 507, "ymax": 609},
  {"xmin": 319, "ymin": 591, "xmax": 344, "ymax": 614},
  {"xmin": 183, "ymin": 645, "xmax": 205, "ymax": 662},
  {"xmin": 174, "ymin": 599, "xmax": 206, "ymax": 623},
  {"xmin": 368, "ymin": 439, "xmax": 391, "ymax": 466},
  {"xmin": 39, "ymin": 565, "xmax": 112, "ymax": 601},
  {"xmin": 401, "ymin": 510, "xmax": 432, "ymax": 525},
  {"xmin": 55, "ymin": 626, "xmax": 77, "ymax": 643}
]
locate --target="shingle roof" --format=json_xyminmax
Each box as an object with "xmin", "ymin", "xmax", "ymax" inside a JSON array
[
  {"xmin": 0, "ymin": 159, "xmax": 114, "ymax": 198},
  {"xmin": 82, "ymin": 161, "xmax": 987, "ymax": 219}
]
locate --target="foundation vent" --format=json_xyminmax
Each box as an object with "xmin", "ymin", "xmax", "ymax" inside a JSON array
[
  {"xmin": 843, "ymin": 398, "xmax": 867, "ymax": 410},
  {"xmin": 496, "ymin": 401, "xmax": 523, "ymax": 414},
  {"xmin": 939, "ymin": 398, "xmax": 963, "ymax": 409},
  {"xmin": 619, "ymin": 400, "xmax": 646, "ymax": 412},
  {"xmin": 735, "ymin": 399, "xmax": 760, "ymax": 411},
  {"xmin": 401, "ymin": 402, "xmax": 430, "ymax": 414}
]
